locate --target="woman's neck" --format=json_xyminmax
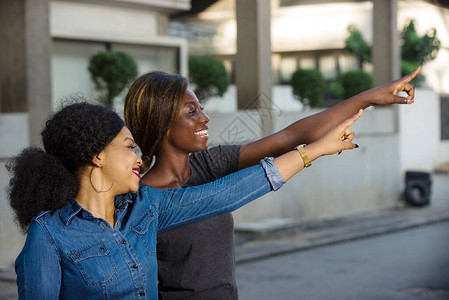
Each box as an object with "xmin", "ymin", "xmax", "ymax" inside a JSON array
[
  {"xmin": 142, "ymin": 147, "xmax": 191, "ymax": 189},
  {"xmin": 76, "ymin": 176, "xmax": 117, "ymax": 228}
]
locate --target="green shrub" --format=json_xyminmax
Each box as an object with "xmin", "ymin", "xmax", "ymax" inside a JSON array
[
  {"xmin": 345, "ymin": 24, "xmax": 371, "ymax": 65},
  {"xmin": 291, "ymin": 69, "xmax": 326, "ymax": 108},
  {"xmin": 88, "ymin": 50, "xmax": 138, "ymax": 109},
  {"xmin": 327, "ymin": 79, "xmax": 344, "ymax": 99},
  {"xmin": 341, "ymin": 70, "xmax": 373, "ymax": 99},
  {"xmin": 401, "ymin": 19, "xmax": 440, "ymax": 65},
  {"xmin": 188, "ymin": 55, "xmax": 229, "ymax": 102}
]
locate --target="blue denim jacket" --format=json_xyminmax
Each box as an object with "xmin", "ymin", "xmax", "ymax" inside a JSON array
[{"xmin": 15, "ymin": 158, "xmax": 284, "ymax": 299}]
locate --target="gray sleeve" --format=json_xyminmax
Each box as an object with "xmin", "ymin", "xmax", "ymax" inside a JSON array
[{"xmin": 187, "ymin": 145, "xmax": 241, "ymax": 185}]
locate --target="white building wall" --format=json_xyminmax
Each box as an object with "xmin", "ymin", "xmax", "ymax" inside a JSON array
[
  {"xmin": 50, "ymin": 1, "xmax": 159, "ymax": 41},
  {"xmin": 204, "ymin": 85, "xmax": 303, "ymax": 112},
  {"xmin": 399, "ymin": 88, "xmax": 449, "ymax": 173},
  {"xmin": 271, "ymin": 2, "xmax": 373, "ymax": 52}
]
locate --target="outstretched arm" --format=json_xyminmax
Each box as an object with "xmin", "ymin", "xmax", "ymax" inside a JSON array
[
  {"xmin": 154, "ymin": 110, "xmax": 363, "ymax": 232},
  {"xmin": 238, "ymin": 67, "xmax": 421, "ymax": 169}
]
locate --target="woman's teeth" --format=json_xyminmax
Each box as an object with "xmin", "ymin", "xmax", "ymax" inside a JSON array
[{"xmin": 195, "ymin": 130, "xmax": 208, "ymax": 136}]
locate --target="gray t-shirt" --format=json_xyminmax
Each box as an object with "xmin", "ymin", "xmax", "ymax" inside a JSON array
[{"xmin": 157, "ymin": 145, "xmax": 241, "ymax": 300}]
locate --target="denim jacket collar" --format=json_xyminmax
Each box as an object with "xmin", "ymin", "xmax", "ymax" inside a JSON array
[
  {"xmin": 58, "ymin": 196, "xmax": 134, "ymax": 226},
  {"xmin": 58, "ymin": 199, "xmax": 83, "ymax": 226}
]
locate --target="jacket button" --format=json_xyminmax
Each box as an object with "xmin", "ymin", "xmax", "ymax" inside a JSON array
[
  {"xmin": 132, "ymin": 264, "xmax": 138, "ymax": 269},
  {"xmin": 139, "ymin": 291, "xmax": 145, "ymax": 296},
  {"xmin": 121, "ymin": 240, "xmax": 126, "ymax": 244}
]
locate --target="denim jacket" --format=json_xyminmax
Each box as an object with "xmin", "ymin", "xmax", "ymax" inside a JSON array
[{"xmin": 15, "ymin": 158, "xmax": 284, "ymax": 299}]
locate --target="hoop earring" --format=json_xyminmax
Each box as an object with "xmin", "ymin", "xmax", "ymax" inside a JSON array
[{"xmin": 90, "ymin": 166, "xmax": 114, "ymax": 193}]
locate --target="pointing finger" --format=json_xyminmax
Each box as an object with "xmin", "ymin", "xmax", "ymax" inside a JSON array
[
  {"xmin": 341, "ymin": 109, "xmax": 363, "ymax": 129},
  {"xmin": 401, "ymin": 66, "xmax": 422, "ymax": 84}
]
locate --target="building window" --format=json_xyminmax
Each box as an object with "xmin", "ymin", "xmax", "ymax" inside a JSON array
[
  {"xmin": 280, "ymin": 56, "xmax": 298, "ymax": 83},
  {"xmin": 338, "ymin": 54, "xmax": 359, "ymax": 73},
  {"xmin": 319, "ymin": 55, "xmax": 338, "ymax": 80},
  {"xmin": 298, "ymin": 56, "xmax": 316, "ymax": 70}
]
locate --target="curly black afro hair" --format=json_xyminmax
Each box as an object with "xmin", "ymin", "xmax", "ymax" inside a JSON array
[{"xmin": 7, "ymin": 102, "xmax": 124, "ymax": 231}]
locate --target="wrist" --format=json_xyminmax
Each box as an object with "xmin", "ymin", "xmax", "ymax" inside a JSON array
[
  {"xmin": 295, "ymin": 145, "xmax": 311, "ymax": 168},
  {"xmin": 349, "ymin": 89, "xmax": 373, "ymax": 108},
  {"xmin": 303, "ymin": 143, "xmax": 322, "ymax": 162}
]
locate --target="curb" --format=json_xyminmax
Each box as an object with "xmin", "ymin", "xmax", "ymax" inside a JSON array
[
  {"xmin": 0, "ymin": 270, "xmax": 15, "ymax": 283},
  {"xmin": 235, "ymin": 209, "xmax": 449, "ymax": 264}
]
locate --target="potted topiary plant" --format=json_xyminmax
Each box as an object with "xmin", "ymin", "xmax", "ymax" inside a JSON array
[
  {"xmin": 290, "ymin": 68, "xmax": 326, "ymax": 108},
  {"xmin": 188, "ymin": 55, "xmax": 229, "ymax": 102},
  {"xmin": 88, "ymin": 50, "xmax": 138, "ymax": 109},
  {"xmin": 341, "ymin": 70, "xmax": 373, "ymax": 99},
  {"xmin": 401, "ymin": 19, "xmax": 440, "ymax": 85}
]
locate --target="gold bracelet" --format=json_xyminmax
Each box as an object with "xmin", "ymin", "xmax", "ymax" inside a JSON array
[{"xmin": 295, "ymin": 145, "xmax": 311, "ymax": 168}]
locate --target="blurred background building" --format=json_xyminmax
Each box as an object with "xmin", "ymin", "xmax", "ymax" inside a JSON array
[{"xmin": 0, "ymin": 0, "xmax": 448, "ymax": 268}]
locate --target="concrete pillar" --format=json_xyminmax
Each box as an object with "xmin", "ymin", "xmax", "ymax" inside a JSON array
[
  {"xmin": 372, "ymin": 0, "xmax": 400, "ymax": 86},
  {"xmin": 372, "ymin": 0, "xmax": 401, "ymax": 134},
  {"xmin": 0, "ymin": 1, "xmax": 27, "ymax": 113},
  {"xmin": 235, "ymin": 0, "xmax": 273, "ymax": 136},
  {"xmin": 0, "ymin": 0, "xmax": 52, "ymax": 146}
]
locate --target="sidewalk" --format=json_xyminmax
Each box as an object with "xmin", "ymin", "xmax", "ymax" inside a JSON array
[
  {"xmin": 0, "ymin": 174, "xmax": 448, "ymax": 299},
  {"xmin": 234, "ymin": 172, "xmax": 449, "ymax": 264}
]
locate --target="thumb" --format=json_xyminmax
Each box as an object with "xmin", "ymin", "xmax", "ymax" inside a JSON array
[
  {"xmin": 343, "ymin": 142, "xmax": 359, "ymax": 151},
  {"xmin": 391, "ymin": 94, "xmax": 412, "ymax": 104}
]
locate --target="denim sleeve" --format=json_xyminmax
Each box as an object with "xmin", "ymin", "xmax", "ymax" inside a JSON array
[
  {"xmin": 148, "ymin": 157, "xmax": 285, "ymax": 232},
  {"xmin": 15, "ymin": 222, "xmax": 61, "ymax": 299},
  {"xmin": 260, "ymin": 157, "xmax": 285, "ymax": 191}
]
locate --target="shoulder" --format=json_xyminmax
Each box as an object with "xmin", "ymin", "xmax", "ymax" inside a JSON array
[
  {"xmin": 32, "ymin": 209, "xmax": 63, "ymax": 227},
  {"xmin": 27, "ymin": 208, "xmax": 67, "ymax": 245},
  {"xmin": 134, "ymin": 185, "xmax": 166, "ymax": 211},
  {"xmin": 21, "ymin": 215, "xmax": 61, "ymax": 259},
  {"xmin": 190, "ymin": 145, "xmax": 241, "ymax": 161},
  {"xmin": 186, "ymin": 145, "xmax": 241, "ymax": 185},
  {"xmin": 189, "ymin": 145, "xmax": 241, "ymax": 172}
]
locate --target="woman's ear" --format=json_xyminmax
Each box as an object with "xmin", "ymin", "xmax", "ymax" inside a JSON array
[{"xmin": 92, "ymin": 151, "xmax": 105, "ymax": 168}]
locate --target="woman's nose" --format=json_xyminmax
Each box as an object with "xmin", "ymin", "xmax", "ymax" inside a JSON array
[{"xmin": 200, "ymin": 111, "xmax": 210, "ymax": 124}]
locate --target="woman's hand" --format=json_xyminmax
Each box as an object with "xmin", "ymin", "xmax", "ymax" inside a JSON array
[
  {"xmin": 273, "ymin": 110, "xmax": 364, "ymax": 181},
  {"xmin": 361, "ymin": 66, "xmax": 422, "ymax": 106},
  {"xmin": 306, "ymin": 109, "xmax": 363, "ymax": 157}
]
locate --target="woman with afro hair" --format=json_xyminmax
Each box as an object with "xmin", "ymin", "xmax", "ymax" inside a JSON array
[{"xmin": 8, "ymin": 101, "xmax": 362, "ymax": 299}]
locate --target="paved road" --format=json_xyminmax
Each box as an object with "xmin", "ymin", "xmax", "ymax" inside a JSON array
[
  {"xmin": 0, "ymin": 280, "xmax": 16, "ymax": 300},
  {"xmin": 236, "ymin": 220, "xmax": 449, "ymax": 300}
]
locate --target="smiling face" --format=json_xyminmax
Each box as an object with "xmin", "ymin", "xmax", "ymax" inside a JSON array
[
  {"xmin": 100, "ymin": 127, "xmax": 143, "ymax": 194},
  {"xmin": 166, "ymin": 89, "xmax": 210, "ymax": 154}
]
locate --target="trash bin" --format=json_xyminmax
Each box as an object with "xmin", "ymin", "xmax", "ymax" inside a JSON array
[{"xmin": 404, "ymin": 171, "xmax": 432, "ymax": 206}]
